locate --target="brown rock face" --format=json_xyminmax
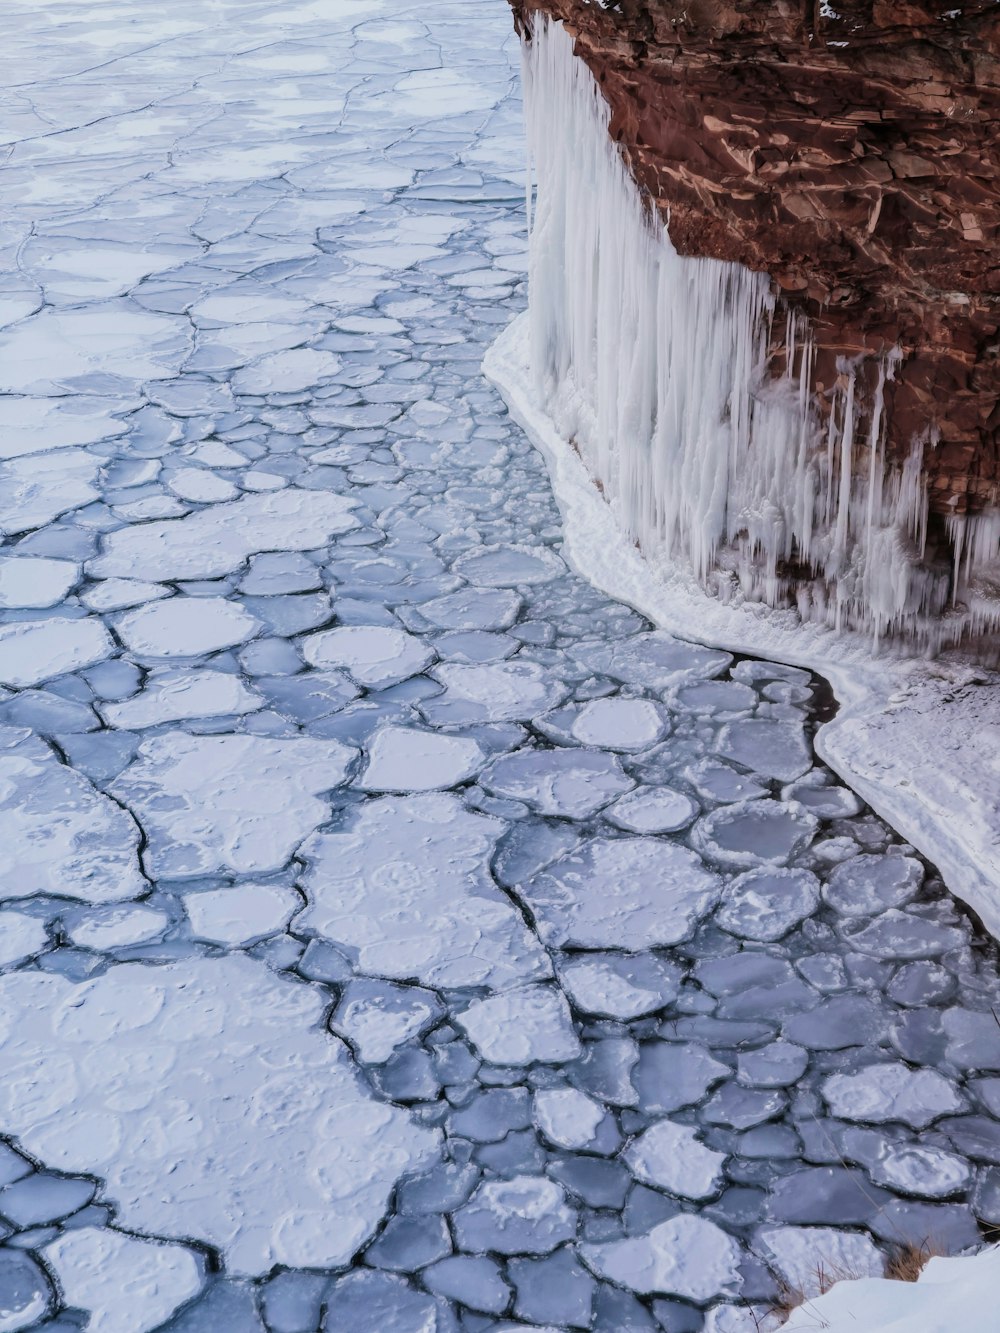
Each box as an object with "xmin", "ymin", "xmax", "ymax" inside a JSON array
[{"xmin": 509, "ymin": 0, "xmax": 1000, "ymax": 524}]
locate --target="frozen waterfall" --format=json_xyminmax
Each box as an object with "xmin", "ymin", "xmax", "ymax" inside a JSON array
[{"xmin": 521, "ymin": 15, "xmax": 1000, "ymax": 653}]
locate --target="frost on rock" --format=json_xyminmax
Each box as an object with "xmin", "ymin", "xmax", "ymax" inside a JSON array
[
  {"xmin": 90, "ymin": 490, "xmax": 359, "ymax": 580},
  {"xmin": 360, "ymin": 725, "xmax": 485, "ymax": 792},
  {"xmin": 424, "ymin": 661, "xmax": 567, "ymax": 723},
  {"xmin": 0, "ymin": 728, "xmax": 145, "ymax": 904},
  {"xmin": 556, "ymin": 951, "xmax": 682, "ymax": 1019},
  {"xmin": 456, "ymin": 985, "xmax": 581, "ymax": 1066},
  {"xmin": 517, "ymin": 837, "xmax": 721, "ymax": 950},
  {"xmin": 823, "ymin": 1063, "xmax": 965, "ymax": 1128},
  {"xmin": 480, "ymin": 746, "xmax": 633, "ymax": 819},
  {"xmin": 755, "ymin": 1225, "xmax": 884, "ymax": 1299},
  {"xmin": 116, "ymin": 597, "xmax": 261, "ymax": 657},
  {"xmin": 579, "ymin": 1215, "xmax": 742, "ymax": 1301},
  {"xmin": 623, "ymin": 1120, "xmax": 726, "ymax": 1200},
  {"xmin": 303, "ymin": 626, "xmax": 434, "ymax": 688},
  {"xmin": 297, "ymin": 793, "xmax": 551, "ymax": 989},
  {"xmin": 453, "ymin": 1177, "xmax": 576, "ymax": 1255},
  {"xmin": 0, "ymin": 618, "xmax": 112, "ymax": 687},
  {"xmin": 101, "ymin": 670, "xmax": 263, "ymax": 729},
  {"xmin": 0, "ymin": 956, "xmax": 440, "ymax": 1274},
  {"xmin": 715, "ymin": 868, "xmax": 821, "ymax": 941},
  {"xmin": 112, "ymin": 733, "xmax": 356, "ymax": 878},
  {"xmin": 692, "ymin": 800, "xmax": 818, "ymax": 868},
  {"xmin": 41, "ymin": 1227, "xmax": 203, "ymax": 1333}
]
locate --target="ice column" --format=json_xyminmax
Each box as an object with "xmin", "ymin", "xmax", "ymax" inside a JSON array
[{"xmin": 521, "ymin": 15, "xmax": 1000, "ymax": 652}]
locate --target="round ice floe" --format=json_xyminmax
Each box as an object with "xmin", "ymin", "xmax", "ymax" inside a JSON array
[
  {"xmin": 116, "ymin": 597, "xmax": 261, "ymax": 658},
  {"xmin": 0, "ymin": 956, "xmax": 439, "ymax": 1274},
  {"xmin": 604, "ymin": 786, "xmax": 698, "ymax": 834},
  {"xmin": 580, "ymin": 1215, "xmax": 741, "ymax": 1301},
  {"xmin": 672, "ymin": 680, "xmax": 757, "ymax": 716},
  {"xmin": 0, "ymin": 1250, "xmax": 52, "ymax": 1331},
  {"xmin": 332, "ymin": 979, "xmax": 443, "ymax": 1065},
  {"xmin": 822, "ymin": 1062, "xmax": 965, "ymax": 1128},
  {"xmin": 755, "ymin": 1225, "xmax": 883, "ymax": 1299},
  {"xmin": 519, "ymin": 837, "xmax": 721, "ymax": 950},
  {"xmin": 480, "ymin": 747, "xmax": 633, "ymax": 819},
  {"xmin": 426, "ymin": 660, "xmax": 566, "ymax": 724},
  {"xmin": 716, "ymin": 868, "xmax": 821, "ymax": 941},
  {"xmin": 456, "ymin": 984, "xmax": 580, "ymax": 1066},
  {"xmin": 81, "ymin": 579, "xmax": 172, "ymax": 612},
  {"xmin": 686, "ymin": 760, "xmax": 768, "ymax": 804},
  {"xmin": 166, "ymin": 467, "xmax": 238, "ymax": 503},
  {"xmin": 866, "ymin": 1143, "xmax": 971, "ymax": 1198},
  {"xmin": 840, "ymin": 909, "xmax": 965, "ymax": 960},
  {"xmin": 821, "ymin": 854, "xmax": 923, "ymax": 917},
  {"xmin": 453, "ymin": 1177, "xmax": 576, "ymax": 1255},
  {"xmin": 716, "ymin": 718, "xmax": 812, "ymax": 782},
  {"xmin": 0, "ymin": 557, "xmax": 78, "ymax": 609},
  {"xmin": 41, "ymin": 1228, "xmax": 200, "ymax": 1333},
  {"xmin": 453, "ymin": 543, "xmax": 564, "ymax": 587},
  {"xmin": 182, "ymin": 883, "xmax": 299, "ymax": 947},
  {"xmin": 101, "ymin": 669, "xmax": 263, "ymax": 729},
  {"xmin": 302, "ymin": 626, "xmax": 434, "ymax": 689},
  {"xmin": 419, "ymin": 587, "xmax": 523, "ymax": 631},
  {"xmin": 571, "ymin": 697, "xmax": 668, "ymax": 751},
  {"xmin": 575, "ymin": 632, "xmax": 731, "ymax": 689},
  {"xmin": 556, "ymin": 951, "xmax": 682, "ymax": 1019},
  {"xmin": 623, "ymin": 1120, "xmax": 726, "ymax": 1200},
  {"xmin": 0, "ymin": 617, "xmax": 112, "ymax": 687},
  {"xmin": 692, "ymin": 800, "xmax": 817, "ymax": 868},
  {"xmin": 0, "ymin": 911, "xmax": 48, "ymax": 968},
  {"xmin": 231, "ymin": 347, "xmax": 342, "ymax": 395},
  {"xmin": 533, "ymin": 1088, "xmax": 605, "ymax": 1149},
  {"xmin": 361, "ymin": 725, "xmax": 485, "ymax": 792},
  {"xmin": 66, "ymin": 905, "xmax": 168, "ymax": 951},
  {"xmin": 781, "ymin": 772, "xmax": 862, "ymax": 819}
]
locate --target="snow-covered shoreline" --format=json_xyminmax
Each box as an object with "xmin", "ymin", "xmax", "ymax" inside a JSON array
[{"xmin": 485, "ymin": 311, "xmax": 1000, "ymax": 939}]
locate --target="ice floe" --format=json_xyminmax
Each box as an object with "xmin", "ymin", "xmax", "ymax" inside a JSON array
[{"xmin": 579, "ymin": 1215, "xmax": 742, "ymax": 1300}]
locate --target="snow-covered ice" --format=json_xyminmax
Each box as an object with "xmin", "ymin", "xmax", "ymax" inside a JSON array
[
  {"xmin": 0, "ymin": 618, "xmax": 111, "ymax": 687},
  {"xmin": 579, "ymin": 1216, "xmax": 742, "ymax": 1300},
  {"xmin": 360, "ymin": 725, "xmax": 485, "ymax": 791},
  {"xmin": 456, "ymin": 985, "xmax": 581, "ymax": 1065},
  {"xmin": 101, "ymin": 670, "xmax": 263, "ymax": 728},
  {"xmin": 823, "ymin": 1063, "xmax": 966, "ymax": 1128},
  {"xmin": 303, "ymin": 626, "xmax": 434, "ymax": 688},
  {"xmin": 182, "ymin": 883, "xmax": 299, "ymax": 947},
  {"xmin": 116, "ymin": 597, "xmax": 261, "ymax": 658},
  {"xmin": 0, "ymin": 558, "xmax": 78, "ymax": 609},
  {"xmin": 623, "ymin": 1119, "xmax": 726, "ymax": 1199}
]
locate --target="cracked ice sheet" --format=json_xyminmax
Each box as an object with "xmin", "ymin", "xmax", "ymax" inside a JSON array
[
  {"xmin": 0, "ymin": 955, "xmax": 439, "ymax": 1275},
  {"xmin": 89, "ymin": 490, "xmax": 359, "ymax": 581},
  {"xmin": 111, "ymin": 733, "xmax": 356, "ymax": 878},
  {"xmin": 297, "ymin": 793, "xmax": 552, "ymax": 989},
  {"xmin": 0, "ymin": 728, "xmax": 145, "ymax": 904}
]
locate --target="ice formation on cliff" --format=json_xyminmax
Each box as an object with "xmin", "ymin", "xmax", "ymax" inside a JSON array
[{"xmin": 521, "ymin": 15, "xmax": 1000, "ymax": 650}]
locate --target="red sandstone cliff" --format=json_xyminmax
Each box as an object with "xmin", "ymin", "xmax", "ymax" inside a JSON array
[{"xmin": 509, "ymin": 0, "xmax": 1000, "ymax": 529}]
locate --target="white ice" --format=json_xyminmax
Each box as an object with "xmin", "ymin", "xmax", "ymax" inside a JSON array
[
  {"xmin": 456, "ymin": 985, "xmax": 581, "ymax": 1066},
  {"xmin": 0, "ymin": 395, "xmax": 129, "ymax": 460},
  {"xmin": 0, "ymin": 911, "xmax": 48, "ymax": 968},
  {"xmin": 303, "ymin": 626, "xmax": 434, "ymax": 689},
  {"xmin": 182, "ymin": 883, "xmax": 299, "ymax": 947},
  {"xmin": 822, "ymin": 1063, "xmax": 965, "ymax": 1128},
  {"xmin": 81, "ymin": 580, "xmax": 172, "ymax": 613},
  {"xmin": 332, "ymin": 981, "xmax": 442, "ymax": 1066},
  {"xmin": 90, "ymin": 490, "xmax": 359, "ymax": 581},
  {"xmin": 112, "ymin": 733, "xmax": 356, "ymax": 878},
  {"xmin": 0, "ymin": 728, "xmax": 145, "ymax": 904},
  {"xmin": 623, "ymin": 1120, "xmax": 726, "ymax": 1200},
  {"xmin": 0, "ymin": 956, "xmax": 439, "ymax": 1274},
  {"xmin": 116, "ymin": 598, "xmax": 261, "ymax": 658},
  {"xmin": 533, "ymin": 1088, "xmax": 605, "ymax": 1150},
  {"xmin": 42, "ymin": 1227, "xmax": 204, "ymax": 1333},
  {"xmin": 480, "ymin": 746, "xmax": 633, "ymax": 819},
  {"xmin": 692, "ymin": 800, "xmax": 818, "ymax": 868},
  {"xmin": 101, "ymin": 670, "xmax": 263, "ymax": 729},
  {"xmin": 297, "ymin": 793, "xmax": 552, "ymax": 990},
  {"xmin": 427, "ymin": 661, "xmax": 567, "ymax": 723},
  {"xmin": 166, "ymin": 468, "xmax": 239, "ymax": 504},
  {"xmin": 715, "ymin": 868, "xmax": 821, "ymax": 941},
  {"xmin": 66, "ymin": 905, "xmax": 169, "ymax": 951},
  {"xmin": 604, "ymin": 786, "xmax": 698, "ymax": 834},
  {"xmin": 518, "ymin": 837, "xmax": 720, "ymax": 950},
  {"xmin": 0, "ymin": 558, "xmax": 79, "ymax": 609},
  {"xmin": 755, "ymin": 1225, "xmax": 884, "ymax": 1299},
  {"xmin": 570, "ymin": 697, "xmax": 667, "ymax": 751},
  {"xmin": 0, "ymin": 450, "xmax": 100, "ymax": 536},
  {"xmin": 556, "ymin": 952, "xmax": 681, "ymax": 1019},
  {"xmin": 360, "ymin": 726, "xmax": 485, "ymax": 792},
  {"xmin": 579, "ymin": 1215, "xmax": 742, "ymax": 1301}
]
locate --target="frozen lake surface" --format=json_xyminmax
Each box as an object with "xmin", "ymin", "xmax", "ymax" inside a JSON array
[{"xmin": 0, "ymin": 1, "xmax": 999, "ymax": 1329}]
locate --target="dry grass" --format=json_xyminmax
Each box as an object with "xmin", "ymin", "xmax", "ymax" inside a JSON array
[{"xmin": 767, "ymin": 1242, "xmax": 943, "ymax": 1327}]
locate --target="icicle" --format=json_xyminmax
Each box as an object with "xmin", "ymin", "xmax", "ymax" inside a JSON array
[{"xmin": 521, "ymin": 15, "xmax": 1000, "ymax": 654}]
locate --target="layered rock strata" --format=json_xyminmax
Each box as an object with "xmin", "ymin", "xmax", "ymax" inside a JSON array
[{"xmin": 509, "ymin": 0, "xmax": 1000, "ymax": 647}]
